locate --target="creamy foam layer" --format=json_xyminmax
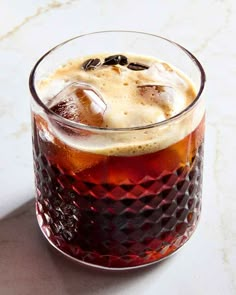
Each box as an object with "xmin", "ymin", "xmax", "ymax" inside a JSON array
[{"xmin": 36, "ymin": 53, "xmax": 204, "ymax": 156}]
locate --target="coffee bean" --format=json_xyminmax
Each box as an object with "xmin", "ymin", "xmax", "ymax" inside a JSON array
[
  {"xmin": 118, "ymin": 55, "xmax": 128, "ymax": 65},
  {"xmin": 127, "ymin": 62, "xmax": 149, "ymax": 71},
  {"xmin": 103, "ymin": 55, "xmax": 128, "ymax": 66},
  {"xmin": 82, "ymin": 58, "xmax": 101, "ymax": 71}
]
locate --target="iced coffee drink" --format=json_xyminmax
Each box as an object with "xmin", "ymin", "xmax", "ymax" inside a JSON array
[{"xmin": 30, "ymin": 32, "xmax": 205, "ymax": 269}]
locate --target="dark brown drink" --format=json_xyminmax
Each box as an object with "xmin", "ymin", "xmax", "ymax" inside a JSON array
[
  {"xmin": 30, "ymin": 32, "xmax": 205, "ymax": 269},
  {"xmin": 33, "ymin": 111, "xmax": 204, "ymax": 268}
]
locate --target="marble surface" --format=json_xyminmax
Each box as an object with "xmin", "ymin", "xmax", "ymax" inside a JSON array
[{"xmin": 0, "ymin": 0, "xmax": 235, "ymax": 294}]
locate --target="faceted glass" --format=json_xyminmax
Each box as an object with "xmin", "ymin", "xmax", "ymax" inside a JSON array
[{"xmin": 29, "ymin": 31, "xmax": 206, "ymax": 269}]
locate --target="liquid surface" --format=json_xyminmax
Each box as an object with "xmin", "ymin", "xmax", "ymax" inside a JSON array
[
  {"xmin": 36, "ymin": 53, "xmax": 204, "ymax": 156},
  {"xmin": 42, "ymin": 54, "xmax": 195, "ymax": 127}
]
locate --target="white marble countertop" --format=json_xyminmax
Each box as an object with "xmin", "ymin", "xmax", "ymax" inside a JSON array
[{"xmin": 0, "ymin": 1, "xmax": 235, "ymax": 294}]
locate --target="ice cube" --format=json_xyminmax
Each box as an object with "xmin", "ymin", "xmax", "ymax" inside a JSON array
[
  {"xmin": 145, "ymin": 62, "xmax": 186, "ymax": 88},
  {"xmin": 51, "ymin": 141, "xmax": 106, "ymax": 172},
  {"xmin": 51, "ymin": 95, "xmax": 79, "ymax": 121},
  {"xmin": 138, "ymin": 85, "xmax": 186, "ymax": 117},
  {"xmin": 49, "ymin": 82, "xmax": 107, "ymax": 127},
  {"xmin": 138, "ymin": 85, "xmax": 173, "ymax": 113},
  {"xmin": 35, "ymin": 114, "xmax": 106, "ymax": 172}
]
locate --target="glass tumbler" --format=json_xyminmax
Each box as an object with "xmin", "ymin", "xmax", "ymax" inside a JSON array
[{"xmin": 29, "ymin": 31, "xmax": 205, "ymax": 269}]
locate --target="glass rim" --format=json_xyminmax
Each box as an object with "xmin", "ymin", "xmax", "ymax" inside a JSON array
[{"xmin": 29, "ymin": 30, "xmax": 206, "ymax": 132}]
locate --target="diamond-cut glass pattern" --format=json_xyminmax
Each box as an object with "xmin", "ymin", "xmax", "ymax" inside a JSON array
[{"xmin": 34, "ymin": 141, "xmax": 204, "ymax": 268}]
